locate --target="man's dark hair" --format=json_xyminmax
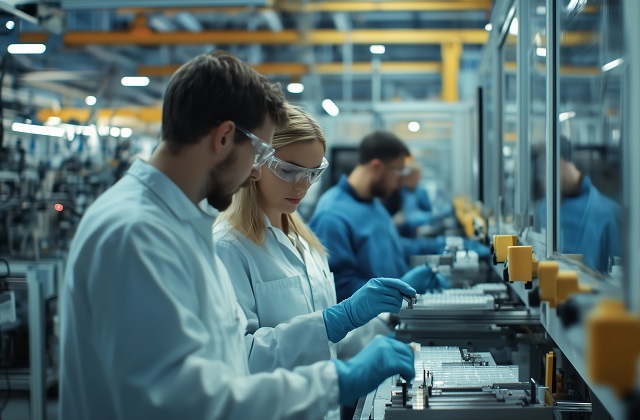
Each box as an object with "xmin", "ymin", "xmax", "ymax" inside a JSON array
[
  {"xmin": 161, "ymin": 50, "xmax": 288, "ymax": 152},
  {"xmin": 358, "ymin": 131, "xmax": 410, "ymax": 164}
]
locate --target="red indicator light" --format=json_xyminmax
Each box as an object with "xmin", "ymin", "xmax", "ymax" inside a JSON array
[{"xmin": 54, "ymin": 204, "xmax": 64, "ymax": 212}]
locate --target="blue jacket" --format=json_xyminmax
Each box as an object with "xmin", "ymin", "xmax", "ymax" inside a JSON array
[
  {"xmin": 535, "ymin": 176, "xmax": 621, "ymax": 273},
  {"xmin": 309, "ymin": 176, "xmax": 444, "ymax": 302}
]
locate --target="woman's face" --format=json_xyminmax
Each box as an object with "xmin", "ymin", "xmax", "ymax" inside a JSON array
[{"xmin": 257, "ymin": 139, "xmax": 325, "ymax": 219}]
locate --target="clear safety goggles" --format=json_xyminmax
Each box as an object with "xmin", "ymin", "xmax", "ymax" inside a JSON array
[
  {"xmin": 267, "ymin": 155, "xmax": 329, "ymax": 184},
  {"xmin": 234, "ymin": 125, "xmax": 276, "ymax": 169}
]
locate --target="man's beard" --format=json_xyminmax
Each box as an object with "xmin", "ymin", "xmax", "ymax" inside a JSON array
[
  {"xmin": 205, "ymin": 149, "xmax": 251, "ymax": 211},
  {"xmin": 371, "ymin": 178, "xmax": 391, "ymax": 199}
]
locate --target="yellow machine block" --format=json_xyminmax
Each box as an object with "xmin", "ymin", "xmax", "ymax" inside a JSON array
[
  {"xmin": 531, "ymin": 258, "xmax": 539, "ymax": 278},
  {"xmin": 506, "ymin": 246, "xmax": 533, "ymax": 283},
  {"xmin": 493, "ymin": 234, "xmax": 518, "ymax": 263},
  {"xmin": 554, "ymin": 271, "xmax": 591, "ymax": 308},
  {"xmin": 538, "ymin": 261, "xmax": 559, "ymax": 306},
  {"xmin": 587, "ymin": 300, "xmax": 640, "ymax": 398},
  {"xmin": 545, "ymin": 351, "xmax": 556, "ymax": 406}
]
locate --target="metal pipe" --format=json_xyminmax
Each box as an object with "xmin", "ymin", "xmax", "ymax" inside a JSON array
[{"xmin": 516, "ymin": 0, "xmax": 532, "ymax": 232}]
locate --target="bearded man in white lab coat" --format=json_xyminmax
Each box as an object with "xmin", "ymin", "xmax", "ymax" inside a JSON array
[{"xmin": 59, "ymin": 50, "xmax": 415, "ymax": 420}]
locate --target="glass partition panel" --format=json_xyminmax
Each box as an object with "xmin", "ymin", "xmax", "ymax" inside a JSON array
[
  {"xmin": 500, "ymin": 16, "xmax": 518, "ymax": 227},
  {"xmin": 529, "ymin": 0, "xmax": 548, "ymax": 236},
  {"xmin": 556, "ymin": 0, "xmax": 624, "ymax": 274}
]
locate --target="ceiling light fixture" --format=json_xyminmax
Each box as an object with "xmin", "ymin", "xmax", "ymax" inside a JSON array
[
  {"xmin": 12, "ymin": 122, "xmax": 64, "ymax": 137},
  {"xmin": 322, "ymin": 99, "xmax": 339, "ymax": 117},
  {"xmin": 287, "ymin": 82, "xmax": 304, "ymax": 94},
  {"xmin": 121, "ymin": 76, "xmax": 150, "ymax": 87},
  {"xmin": 85, "ymin": 95, "xmax": 97, "ymax": 106},
  {"xmin": 369, "ymin": 45, "xmax": 385, "ymax": 55},
  {"xmin": 7, "ymin": 44, "xmax": 46, "ymax": 54}
]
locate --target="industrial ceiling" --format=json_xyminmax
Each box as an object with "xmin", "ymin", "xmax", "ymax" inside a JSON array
[{"xmin": 0, "ymin": 0, "xmax": 493, "ymax": 130}]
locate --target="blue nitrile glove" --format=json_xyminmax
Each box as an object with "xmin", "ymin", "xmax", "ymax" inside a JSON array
[
  {"xmin": 404, "ymin": 211, "xmax": 438, "ymax": 229},
  {"xmin": 401, "ymin": 264, "xmax": 442, "ymax": 294},
  {"xmin": 322, "ymin": 278, "xmax": 415, "ymax": 343},
  {"xmin": 464, "ymin": 239, "xmax": 491, "ymax": 259},
  {"xmin": 415, "ymin": 235, "xmax": 446, "ymax": 255},
  {"xmin": 332, "ymin": 336, "xmax": 415, "ymax": 405},
  {"xmin": 435, "ymin": 271, "xmax": 451, "ymax": 290}
]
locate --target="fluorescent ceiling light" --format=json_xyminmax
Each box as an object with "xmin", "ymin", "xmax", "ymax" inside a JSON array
[
  {"xmin": 322, "ymin": 99, "xmax": 339, "ymax": 117},
  {"xmin": 484, "ymin": 23, "xmax": 492, "ymax": 32},
  {"xmin": 536, "ymin": 6, "xmax": 546, "ymax": 15},
  {"xmin": 121, "ymin": 128, "xmax": 133, "ymax": 138},
  {"xmin": 85, "ymin": 95, "xmax": 97, "ymax": 106},
  {"xmin": 7, "ymin": 44, "xmax": 46, "ymax": 54},
  {"xmin": 12, "ymin": 122, "xmax": 64, "ymax": 137},
  {"xmin": 110, "ymin": 127, "xmax": 121, "ymax": 137},
  {"xmin": 559, "ymin": 111, "xmax": 576, "ymax": 122},
  {"xmin": 287, "ymin": 83, "xmax": 304, "ymax": 94},
  {"xmin": 121, "ymin": 76, "xmax": 150, "ymax": 87},
  {"xmin": 503, "ymin": 146, "xmax": 512, "ymax": 157},
  {"xmin": 408, "ymin": 122, "xmax": 420, "ymax": 133},
  {"xmin": 45, "ymin": 116, "xmax": 62, "ymax": 126},
  {"xmin": 536, "ymin": 48, "xmax": 547, "ymax": 57},
  {"xmin": 5, "ymin": 21, "xmax": 15, "ymax": 30},
  {"xmin": 369, "ymin": 45, "xmax": 385, "ymax": 55},
  {"xmin": 602, "ymin": 58, "xmax": 623, "ymax": 72}
]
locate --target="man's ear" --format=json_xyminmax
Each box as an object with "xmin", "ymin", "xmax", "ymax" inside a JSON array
[
  {"xmin": 211, "ymin": 121, "xmax": 235, "ymax": 154},
  {"xmin": 369, "ymin": 158, "xmax": 385, "ymax": 175}
]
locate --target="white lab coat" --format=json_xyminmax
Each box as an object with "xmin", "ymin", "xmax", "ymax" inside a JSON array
[
  {"xmin": 59, "ymin": 159, "xmax": 339, "ymax": 420},
  {"xmin": 214, "ymin": 216, "xmax": 338, "ymax": 372}
]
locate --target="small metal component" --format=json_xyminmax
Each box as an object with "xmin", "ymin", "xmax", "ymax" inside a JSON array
[{"xmin": 403, "ymin": 294, "xmax": 418, "ymax": 309}]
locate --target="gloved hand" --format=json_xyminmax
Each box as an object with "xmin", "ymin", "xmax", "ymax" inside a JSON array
[
  {"xmin": 323, "ymin": 278, "xmax": 415, "ymax": 343},
  {"xmin": 332, "ymin": 336, "xmax": 415, "ymax": 405},
  {"xmin": 404, "ymin": 211, "xmax": 437, "ymax": 229},
  {"xmin": 464, "ymin": 239, "xmax": 491, "ymax": 259},
  {"xmin": 401, "ymin": 263, "xmax": 449, "ymax": 294}
]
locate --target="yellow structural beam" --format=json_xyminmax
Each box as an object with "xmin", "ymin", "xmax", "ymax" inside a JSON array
[
  {"xmin": 38, "ymin": 108, "xmax": 162, "ymax": 124},
  {"xmin": 62, "ymin": 29, "xmax": 488, "ymax": 47},
  {"xmin": 441, "ymin": 41, "xmax": 461, "ymax": 102},
  {"xmin": 118, "ymin": 1, "xmax": 492, "ymax": 14},
  {"xmin": 138, "ymin": 61, "xmax": 441, "ymax": 77}
]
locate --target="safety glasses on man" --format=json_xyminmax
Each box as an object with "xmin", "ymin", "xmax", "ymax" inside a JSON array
[
  {"xmin": 267, "ymin": 156, "xmax": 329, "ymax": 184},
  {"xmin": 234, "ymin": 124, "xmax": 275, "ymax": 169}
]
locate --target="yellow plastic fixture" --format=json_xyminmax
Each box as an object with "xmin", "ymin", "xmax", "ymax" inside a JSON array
[
  {"xmin": 587, "ymin": 299, "xmax": 640, "ymax": 398},
  {"xmin": 554, "ymin": 271, "xmax": 591, "ymax": 308},
  {"xmin": 507, "ymin": 246, "xmax": 533, "ymax": 283},
  {"xmin": 493, "ymin": 234, "xmax": 518, "ymax": 263},
  {"xmin": 538, "ymin": 261, "xmax": 559, "ymax": 306}
]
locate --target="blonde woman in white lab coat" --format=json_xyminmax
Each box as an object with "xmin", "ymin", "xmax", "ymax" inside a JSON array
[{"xmin": 214, "ymin": 103, "xmax": 394, "ymax": 419}]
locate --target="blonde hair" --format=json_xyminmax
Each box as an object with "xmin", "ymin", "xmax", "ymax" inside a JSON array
[{"xmin": 216, "ymin": 103, "xmax": 327, "ymax": 255}]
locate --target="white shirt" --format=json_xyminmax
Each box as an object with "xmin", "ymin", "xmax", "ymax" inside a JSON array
[
  {"xmin": 59, "ymin": 159, "xmax": 339, "ymax": 420},
  {"xmin": 213, "ymin": 215, "xmax": 336, "ymax": 372}
]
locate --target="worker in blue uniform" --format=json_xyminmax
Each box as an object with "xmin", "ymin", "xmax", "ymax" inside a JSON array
[
  {"xmin": 535, "ymin": 137, "xmax": 621, "ymax": 273},
  {"xmin": 59, "ymin": 51, "xmax": 415, "ymax": 420},
  {"xmin": 309, "ymin": 131, "xmax": 461, "ymax": 302},
  {"xmin": 385, "ymin": 159, "xmax": 453, "ymax": 238}
]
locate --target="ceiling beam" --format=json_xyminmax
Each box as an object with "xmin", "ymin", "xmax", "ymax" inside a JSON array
[
  {"xmin": 138, "ymin": 61, "xmax": 442, "ymax": 77},
  {"xmin": 61, "ymin": 29, "xmax": 489, "ymax": 46},
  {"xmin": 117, "ymin": 1, "xmax": 492, "ymax": 14}
]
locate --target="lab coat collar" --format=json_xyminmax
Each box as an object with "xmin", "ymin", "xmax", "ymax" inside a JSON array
[
  {"xmin": 127, "ymin": 159, "xmax": 214, "ymax": 246},
  {"xmin": 262, "ymin": 212, "xmax": 308, "ymax": 263}
]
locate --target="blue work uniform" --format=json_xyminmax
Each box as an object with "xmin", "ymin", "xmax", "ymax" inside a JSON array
[
  {"xmin": 60, "ymin": 160, "xmax": 339, "ymax": 420},
  {"xmin": 309, "ymin": 176, "xmax": 444, "ymax": 302},
  {"xmin": 535, "ymin": 176, "xmax": 621, "ymax": 273}
]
